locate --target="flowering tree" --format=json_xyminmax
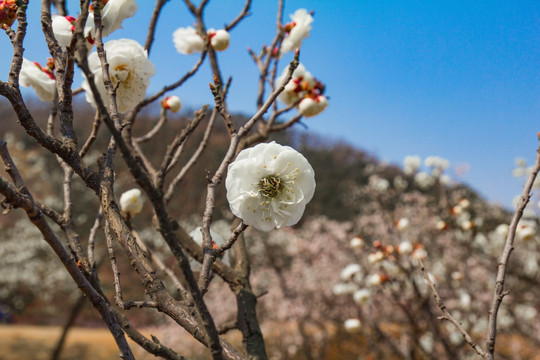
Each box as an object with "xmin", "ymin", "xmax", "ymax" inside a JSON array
[{"xmin": 0, "ymin": 0, "xmax": 328, "ymax": 359}]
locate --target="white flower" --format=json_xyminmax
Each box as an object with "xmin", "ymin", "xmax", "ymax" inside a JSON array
[
  {"xmin": 350, "ymin": 236, "xmax": 364, "ymax": 249},
  {"xmin": 393, "ymin": 175, "xmax": 408, "ymax": 191},
  {"xmin": 332, "ymin": 283, "xmax": 358, "ymax": 296},
  {"xmin": 366, "ymin": 273, "xmax": 383, "ymax": 287},
  {"xmin": 209, "ymin": 29, "xmax": 230, "ymax": 51},
  {"xmin": 414, "ymin": 172, "xmax": 435, "ymax": 189},
  {"xmin": 276, "ymin": 63, "xmax": 316, "ymax": 105},
  {"xmin": 340, "ymin": 264, "xmax": 362, "ymax": 281},
  {"xmin": 369, "ymin": 175, "xmax": 389, "ymax": 193},
  {"xmin": 516, "ymin": 220, "xmax": 537, "ymax": 241},
  {"xmin": 344, "ymin": 318, "xmax": 361, "ymax": 333},
  {"xmin": 52, "ymin": 15, "xmax": 76, "ymax": 49},
  {"xmin": 353, "ymin": 288, "xmax": 371, "ymax": 305},
  {"xmin": 85, "ymin": 0, "xmax": 137, "ymax": 39},
  {"xmin": 161, "ymin": 95, "xmax": 182, "ymax": 113},
  {"xmin": 396, "ymin": 218, "xmax": 409, "ymax": 231},
  {"xmin": 172, "ymin": 26, "xmax": 205, "ymax": 54},
  {"xmin": 397, "ymin": 240, "xmax": 413, "ymax": 255},
  {"xmin": 19, "ymin": 58, "xmax": 56, "ymax": 102},
  {"xmin": 495, "ymin": 224, "xmax": 509, "ymax": 238},
  {"xmin": 225, "ymin": 141, "xmax": 315, "ymax": 232},
  {"xmin": 82, "ymin": 39, "xmax": 155, "ymax": 113},
  {"xmin": 119, "ymin": 188, "xmax": 143, "ymax": 216},
  {"xmin": 189, "ymin": 227, "xmax": 230, "ymax": 270},
  {"xmin": 403, "ymin": 155, "xmax": 421, "ymax": 175},
  {"xmin": 298, "ymin": 95, "xmax": 328, "ymax": 117},
  {"xmin": 281, "ymin": 9, "xmax": 313, "ymax": 55},
  {"xmin": 367, "ymin": 251, "xmax": 384, "ymax": 264}
]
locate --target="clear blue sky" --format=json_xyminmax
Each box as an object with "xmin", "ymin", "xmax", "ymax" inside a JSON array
[{"xmin": 2, "ymin": 0, "xmax": 539, "ymax": 208}]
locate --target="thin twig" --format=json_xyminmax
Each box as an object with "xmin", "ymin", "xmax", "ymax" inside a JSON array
[
  {"xmin": 485, "ymin": 139, "xmax": 540, "ymax": 359},
  {"xmin": 419, "ymin": 259, "xmax": 487, "ymax": 358}
]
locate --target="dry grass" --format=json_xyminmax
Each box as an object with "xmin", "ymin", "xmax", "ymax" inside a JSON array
[{"xmin": 1, "ymin": 324, "xmax": 539, "ymax": 360}]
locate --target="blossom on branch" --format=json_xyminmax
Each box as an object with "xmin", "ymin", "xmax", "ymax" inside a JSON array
[
  {"xmin": 119, "ymin": 188, "xmax": 143, "ymax": 216},
  {"xmin": 276, "ymin": 63, "xmax": 328, "ymax": 117},
  {"xmin": 172, "ymin": 27, "xmax": 205, "ymax": 54},
  {"xmin": 19, "ymin": 58, "xmax": 56, "ymax": 102},
  {"xmin": 173, "ymin": 27, "xmax": 230, "ymax": 54},
  {"xmin": 85, "ymin": 0, "xmax": 137, "ymax": 39},
  {"xmin": 209, "ymin": 29, "xmax": 230, "ymax": 51},
  {"xmin": 298, "ymin": 95, "xmax": 328, "ymax": 117},
  {"xmin": 161, "ymin": 95, "xmax": 182, "ymax": 113},
  {"xmin": 281, "ymin": 9, "xmax": 313, "ymax": 55},
  {"xmin": 225, "ymin": 142, "xmax": 315, "ymax": 232},
  {"xmin": 52, "ymin": 15, "xmax": 77, "ymax": 49},
  {"xmin": 82, "ymin": 39, "xmax": 155, "ymax": 113}
]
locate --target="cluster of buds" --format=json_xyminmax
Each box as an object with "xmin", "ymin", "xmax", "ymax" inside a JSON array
[
  {"xmin": 276, "ymin": 63, "xmax": 328, "ymax": 117},
  {"xmin": 34, "ymin": 58, "xmax": 56, "ymax": 80},
  {"xmin": 0, "ymin": 0, "xmax": 19, "ymax": 29}
]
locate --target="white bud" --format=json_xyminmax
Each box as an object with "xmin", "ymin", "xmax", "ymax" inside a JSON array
[{"xmin": 119, "ymin": 188, "xmax": 143, "ymax": 216}]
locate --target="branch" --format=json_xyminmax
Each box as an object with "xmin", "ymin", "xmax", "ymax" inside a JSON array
[
  {"xmin": 144, "ymin": 0, "xmax": 168, "ymax": 55},
  {"xmin": 420, "ymin": 259, "xmax": 487, "ymax": 358},
  {"xmin": 485, "ymin": 139, "xmax": 540, "ymax": 359}
]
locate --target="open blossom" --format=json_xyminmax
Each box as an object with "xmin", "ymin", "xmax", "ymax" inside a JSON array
[
  {"xmin": 350, "ymin": 235, "xmax": 364, "ymax": 249},
  {"xmin": 52, "ymin": 15, "xmax": 77, "ymax": 48},
  {"xmin": 119, "ymin": 188, "xmax": 143, "ymax": 216},
  {"xmin": 173, "ymin": 27, "xmax": 204, "ymax": 54},
  {"xmin": 403, "ymin": 155, "xmax": 421, "ymax": 175},
  {"xmin": 281, "ymin": 9, "xmax": 313, "ymax": 54},
  {"xmin": 340, "ymin": 264, "xmax": 362, "ymax": 281},
  {"xmin": 276, "ymin": 63, "xmax": 316, "ymax": 105},
  {"xmin": 189, "ymin": 227, "xmax": 230, "ymax": 270},
  {"xmin": 353, "ymin": 288, "xmax": 371, "ymax": 305},
  {"xmin": 225, "ymin": 141, "xmax": 315, "ymax": 232},
  {"xmin": 173, "ymin": 27, "xmax": 229, "ymax": 54},
  {"xmin": 396, "ymin": 218, "xmax": 410, "ymax": 231},
  {"xmin": 161, "ymin": 95, "xmax": 182, "ymax": 113},
  {"xmin": 19, "ymin": 58, "xmax": 56, "ymax": 102},
  {"xmin": 298, "ymin": 95, "xmax": 328, "ymax": 117},
  {"xmin": 344, "ymin": 318, "xmax": 361, "ymax": 333},
  {"xmin": 82, "ymin": 39, "xmax": 155, "ymax": 113},
  {"xmin": 85, "ymin": 0, "xmax": 137, "ymax": 39}
]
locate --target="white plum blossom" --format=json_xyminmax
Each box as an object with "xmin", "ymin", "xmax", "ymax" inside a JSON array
[
  {"xmin": 397, "ymin": 240, "xmax": 413, "ymax": 255},
  {"xmin": 19, "ymin": 58, "xmax": 56, "ymax": 102},
  {"xmin": 85, "ymin": 0, "xmax": 138, "ymax": 39},
  {"xmin": 396, "ymin": 218, "xmax": 410, "ymax": 231},
  {"xmin": 52, "ymin": 15, "xmax": 76, "ymax": 48},
  {"xmin": 173, "ymin": 26, "xmax": 205, "ymax": 54},
  {"xmin": 298, "ymin": 95, "xmax": 328, "ymax": 117},
  {"xmin": 403, "ymin": 155, "xmax": 421, "ymax": 175},
  {"xmin": 173, "ymin": 27, "xmax": 229, "ymax": 54},
  {"xmin": 350, "ymin": 236, "xmax": 364, "ymax": 249},
  {"xmin": 343, "ymin": 318, "xmax": 361, "ymax": 333},
  {"xmin": 369, "ymin": 175, "xmax": 389, "ymax": 193},
  {"xmin": 225, "ymin": 141, "xmax": 315, "ymax": 232},
  {"xmin": 189, "ymin": 227, "xmax": 230, "ymax": 270},
  {"xmin": 161, "ymin": 95, "xmax": 182, "ymax": 113},
  {"xmin": 209, "ymin": 29, "xmax": 230, "ymax": 51},
  {"xmin": 516, "ymin": 219, "xmax": 537, "ymax": 241},
  {"xmin": 332, "ymin": 282, "xmax": 358, "ymax": 296},
  {"xmin": 495, "ymin": 223, "xmax": 509, "ymax": 238},
  {"xmin": 368, "ymin": 251, "xmax": 384, "ymax": 264},
  {"xmin": 276, "ymin": 63, "xmax": 316, "ymax": 105},
  {"xmin": 119, "ymin": 188, "xmax": 143, "ymax": 216},
  {"xmin": 82, "ymin": 39, "xmax": 155, "ymax": 113},
  {"xmin": 280, "ymin": 9, "xmax": 313, "ymax": 55},
  {"xmin": 340, "ymin": 264, "xmax": 362, "ymax": 281},
  {"xmin": 414, "ymin": 171, "xmax": 435, "ymax": 189},
  {"xmin": 353, "ymin": 288, "xmax": 371, "ymax": 305}
]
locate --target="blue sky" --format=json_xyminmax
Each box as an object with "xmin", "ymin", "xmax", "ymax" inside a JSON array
[{"xmin": 2, "ymin": 0, "xmax": 539, "ymax": 208}]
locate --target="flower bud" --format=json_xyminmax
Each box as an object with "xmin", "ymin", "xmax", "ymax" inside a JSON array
[
  {"xmin": 344, "ymin": 318, "xmax": 361, "ymax": 333},
  {"xmin": 210, "ymin": 29, "xmax": 230, "ymax": 51},
  {"xmin": 119, "ymin": 188, "xmax": 144, "ymax": 216},
  {"xmin": 162, "ymin": 95, "xmax": 182, "ymax": 113}
]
